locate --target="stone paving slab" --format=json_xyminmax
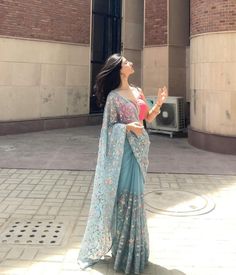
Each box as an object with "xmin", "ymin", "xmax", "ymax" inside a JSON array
[{"xmin": 0, "ymin": 168, "xmax": 236, "ymax": 275}]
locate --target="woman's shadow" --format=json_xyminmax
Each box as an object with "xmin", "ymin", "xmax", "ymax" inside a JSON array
[{"xmin": 89, "ymin": 256, "xmax": 186, "ymax": 275}]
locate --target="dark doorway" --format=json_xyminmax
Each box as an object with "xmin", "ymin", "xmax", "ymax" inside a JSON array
[{"xmin": 90, "ymin": 0, "xmax": 122, "ymax": 113}]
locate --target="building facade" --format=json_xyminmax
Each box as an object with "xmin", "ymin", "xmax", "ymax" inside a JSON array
[{"xmin": 0, "ymin": 0, "xmax": 235, "ymax": 154}]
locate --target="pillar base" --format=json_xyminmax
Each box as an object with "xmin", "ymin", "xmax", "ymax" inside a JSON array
[{"xmin": 188, "ymin": 127, "xmax": 236, "ymax": 155}]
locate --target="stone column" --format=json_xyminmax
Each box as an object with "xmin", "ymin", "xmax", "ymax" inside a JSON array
[
  {"xmin": 143, "ymin": 0, "xmax": 190, "ymax": 99},
  {"xmin": 143, "ymin": 0, "xmax": 168, "ymax": 96},
  {"xmin": 122, "ymin": 0, "xmax": 144, "ymax": 87},
  {"xmin": 188, "ymin": 0, "xmax": 236, "ymax": 154}
]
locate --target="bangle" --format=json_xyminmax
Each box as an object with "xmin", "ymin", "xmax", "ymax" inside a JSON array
[
  {"xmin": 152, "ymin": 109, "xmax": 160, "ymax": 115},
  {"xmin": 153, "ymin": 104, "xmax": 161, "ymax": 112}
]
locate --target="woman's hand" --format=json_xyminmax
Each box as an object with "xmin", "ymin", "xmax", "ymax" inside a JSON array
[
  {"xmin": 126, "ymin": 122, "xmax": 144, "ymax": 136},
  {"xmin": 156, "ymin": 86, "xmax": 168, "ymax": 106}
]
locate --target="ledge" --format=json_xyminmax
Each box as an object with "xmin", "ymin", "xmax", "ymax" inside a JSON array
[{"xmin": 0, "ymin": 114, "xmax": 102, "ymax": 136}]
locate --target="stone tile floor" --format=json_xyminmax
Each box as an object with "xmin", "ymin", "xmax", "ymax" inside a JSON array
[{"xmin": 0, "ymin": 169, "xmax": 236, "ymax": 274}]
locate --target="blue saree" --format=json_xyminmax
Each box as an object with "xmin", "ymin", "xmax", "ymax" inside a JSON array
[{"xmin": 78, "ymin": 90, "xmax": 150, "ymax": 274}]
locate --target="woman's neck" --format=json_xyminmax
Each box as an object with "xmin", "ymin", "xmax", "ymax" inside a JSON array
[{"xmin": 119, "ymin": 77, "xmax": 131, "ymax": 91}]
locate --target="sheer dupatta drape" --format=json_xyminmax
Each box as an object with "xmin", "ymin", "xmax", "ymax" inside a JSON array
[{"xmin": 77, "ymin": 91, "xmax": 150, "ymax": 268}]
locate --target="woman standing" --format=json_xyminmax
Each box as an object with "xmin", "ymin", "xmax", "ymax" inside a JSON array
[{"xmin": 78, "ymin": 53, "xmax": 168, "ymax": 274}]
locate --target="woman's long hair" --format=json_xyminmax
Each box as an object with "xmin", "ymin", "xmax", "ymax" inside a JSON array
[{"xmin": 95, "ymin": 53, "xmax": 122, "ymax": 107}]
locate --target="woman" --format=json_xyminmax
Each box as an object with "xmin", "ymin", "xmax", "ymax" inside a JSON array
[{"xmin": 78, "ymin": 53, "xmax": 168, "ymax": 274}]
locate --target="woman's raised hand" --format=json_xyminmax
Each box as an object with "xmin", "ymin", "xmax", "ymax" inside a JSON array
[
  {"xmin": 157, "ymin": 86, "xmax": 168, "ymax": 106},
  {"xmin": 126, "ymin": 122, "xmax": 144, "ymax": 137}
]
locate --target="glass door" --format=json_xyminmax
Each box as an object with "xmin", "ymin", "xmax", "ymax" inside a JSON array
[{"xmin": 90, "ymin": 0, "xmax": 122, "ymax": 113}]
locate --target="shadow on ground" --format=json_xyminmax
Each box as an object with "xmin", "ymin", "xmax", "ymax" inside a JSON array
[{"xmin": 91, "ymin": 257, "xmax": 186, "ymax": 275}]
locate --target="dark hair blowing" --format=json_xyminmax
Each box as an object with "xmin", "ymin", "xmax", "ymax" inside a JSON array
[{"xmin": 95, "ymin": 53, "xmax": 122, "ymax": 107}]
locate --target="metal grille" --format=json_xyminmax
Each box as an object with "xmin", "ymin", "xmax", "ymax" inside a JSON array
[
  {"xmin": 0, "ymin": 220, "xmax": 67, "ymax": 246},
  {"xmin": 178, "ymin": 98, "xmax": 186, "ymax": 129}
]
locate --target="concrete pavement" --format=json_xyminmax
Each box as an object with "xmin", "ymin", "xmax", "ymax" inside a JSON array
[
  {"xmin": 0, "ymin": 126, "xmax": 236, "ymax": 275},
  {"xmin": 0, "ymin": 125, "xmax": 235, "ymax": 174}
]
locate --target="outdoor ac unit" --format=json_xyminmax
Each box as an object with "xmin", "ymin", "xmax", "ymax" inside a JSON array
[{"xmin": 145, "ymin": 96, "xmax": 186, "ymax": 137}]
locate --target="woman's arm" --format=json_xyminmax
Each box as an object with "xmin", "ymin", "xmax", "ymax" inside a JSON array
[
  {"xmin": 139, "ymin": 86, "xmax": 168, "ymax": 123},
  {"xmin": 126, "ymin": 122, "xmax": 144, "ymax": 136},
  {"xmin": 145, "ymin": 102, "xmax": 162, "ymax": 123}
]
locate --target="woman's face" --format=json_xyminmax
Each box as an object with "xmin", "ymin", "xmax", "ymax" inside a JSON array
[{"xmin": 120, "ymin": 57, "xmax": 134, "ymax": 77}]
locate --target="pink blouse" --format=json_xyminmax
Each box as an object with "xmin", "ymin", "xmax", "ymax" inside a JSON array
[
  {"xmin": 136, "ymin": 92, "xmax": 149, "ymax": 121},
  {"xmin": 113, "ymin": 88, "xmax": 149, "ymax": 123}
]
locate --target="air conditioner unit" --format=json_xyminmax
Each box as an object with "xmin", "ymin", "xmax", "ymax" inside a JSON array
[{"xmin": 145, "ymin": 96, "xmax": 186, "ymax": 137}]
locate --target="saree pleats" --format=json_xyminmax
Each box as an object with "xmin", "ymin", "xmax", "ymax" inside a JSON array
[{"xmin": 112, "ymin": 138, "xmax": 149, "ymax": 274}]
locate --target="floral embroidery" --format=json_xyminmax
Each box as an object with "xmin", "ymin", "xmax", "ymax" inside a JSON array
[
  {"xmin": 112, "ymin": 191, "xmax": 149, "ymax": 274},
  {"xmin": 77, "ymin": 91, "xmax": 150, "ymax": 273},
  {"xmin": 105, "ymin": 178, "xmax": 113, "ymax": 185}
]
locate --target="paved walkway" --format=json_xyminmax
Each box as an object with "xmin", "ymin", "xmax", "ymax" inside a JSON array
[
  {"xmin": 0, "ymin": 126, "xmax": 235, "ymax": 174},
  {"xmin": 0, "ymin": 168, "xmax": 236, "ymax": 275},
  {"xmin": 0, "ymin": 126, "xmax": 236, "ymax": 275}
]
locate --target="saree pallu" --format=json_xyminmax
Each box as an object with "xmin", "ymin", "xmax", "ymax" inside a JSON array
[
  {"xmin": 112, "ymin": 138, "xmax": 149, "ymax": 274},
  {"xmin": 78, "ymin": 90, "xmax": 150, "ymax": 274}
]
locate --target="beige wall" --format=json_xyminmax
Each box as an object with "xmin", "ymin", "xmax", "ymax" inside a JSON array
[
  {"xmin": 186, "ymin": 46, "xmax": 190, "ymax": 102},
  {"xmin": 0, "ymin": 37, "xmax": 90, "ymax": 121},
  {"xmin": 142, "ymin": 46, "xmax": 169, "ymax": 96},
  {"xmin": 190, "ymin": 32, "xmax": 236, "ymax": 136},
  {"xmin": 123, "ymin": 0, "xmax": 143, "ymax": 87},
  {"xmin": 168, "ymin": 46, "xmax": 188, "ymax": 98}
]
